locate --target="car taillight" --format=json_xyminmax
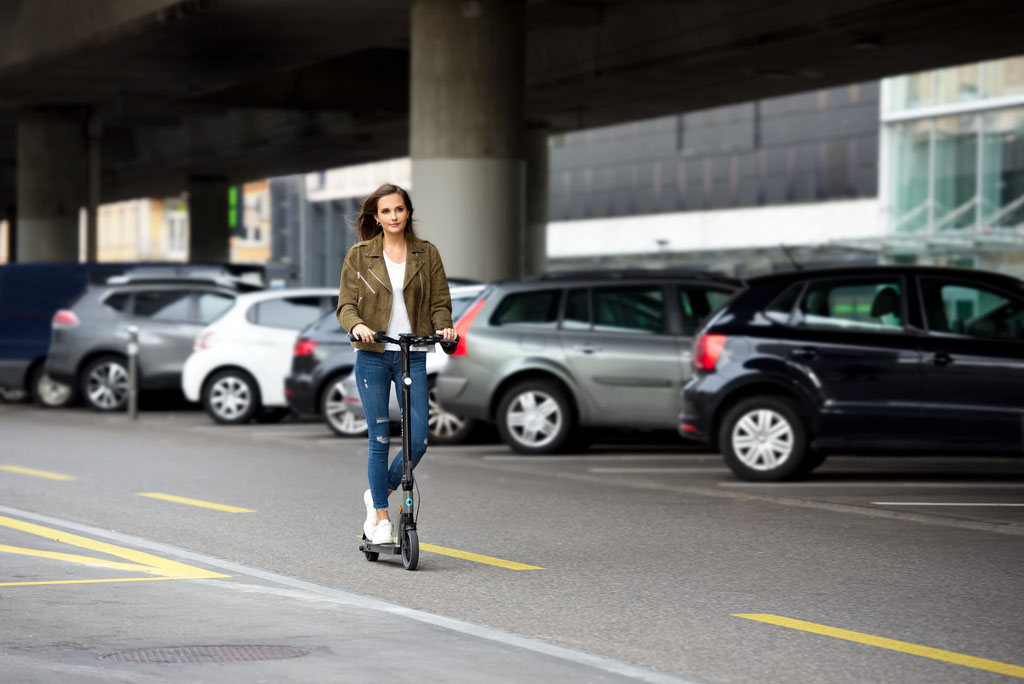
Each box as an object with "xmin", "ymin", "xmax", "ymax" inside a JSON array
[
  {"xmin": 294, "ymin": 338, "xmax": 318, "ymax": 357},
  {"xmin": 52, "ymin": 309, "xmax": 79, "ymax": 328},
  {"xmin": 452, "ymin": 299, "xmax": 486, "ymax": 357},
  {"xmin": 693, "ymin": 334, "xmax": 726, "ymax": 371},
  {"xmin": 193, "ymin": 331, "xmax": 215, "ymax": 352}
]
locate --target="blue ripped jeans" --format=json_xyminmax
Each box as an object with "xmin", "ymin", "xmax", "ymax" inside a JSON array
[{"xmin": 354, "ymin": 350, "xmax": 429, "ymax": 510}]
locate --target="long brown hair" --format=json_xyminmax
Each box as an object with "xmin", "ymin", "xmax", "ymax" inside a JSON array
[{"xmin": 354, "ymin": 183, "xmax": 417, "ymax": 242}]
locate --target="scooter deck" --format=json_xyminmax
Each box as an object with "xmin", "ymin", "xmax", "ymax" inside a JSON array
[{"xmin": 360, "ymin": 536, "xmax": 401, "ymax": 555}]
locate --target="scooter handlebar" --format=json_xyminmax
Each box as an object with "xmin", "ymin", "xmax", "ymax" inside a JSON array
[{"xmin": 348, "ymin": 331, "xmax": 459, "ymax": 354}]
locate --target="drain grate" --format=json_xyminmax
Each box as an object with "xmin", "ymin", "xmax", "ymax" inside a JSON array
[{"xmin": 100, "ymin": 645, "xmax": 311, "ymax": 664}]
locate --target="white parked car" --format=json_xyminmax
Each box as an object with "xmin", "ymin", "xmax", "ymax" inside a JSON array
[{"xmin": 182, "ymin": 288, "xmax": 338, "ymax": 424}]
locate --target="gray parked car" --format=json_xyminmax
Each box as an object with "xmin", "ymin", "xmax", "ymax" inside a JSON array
[
  {"xmin": 46, "ymin": 278, "xmax": 250, "ymax": 411},
  {"xmin": 434, "ymin": 270, "xmax": 741, "ymax": 454}
]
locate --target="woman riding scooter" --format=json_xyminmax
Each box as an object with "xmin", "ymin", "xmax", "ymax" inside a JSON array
[{"xmin": 336, "ymin": 183, "xmax": 456, "ymax": 546}]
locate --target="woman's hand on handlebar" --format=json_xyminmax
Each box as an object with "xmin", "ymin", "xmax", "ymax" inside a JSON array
[
  {"xmin": 436, "ymin": 328, "xmax": 457, "ymax": 342},
  {"xmin": 351, "ymin": 323, "xmax": 376, "ymax": 343}
]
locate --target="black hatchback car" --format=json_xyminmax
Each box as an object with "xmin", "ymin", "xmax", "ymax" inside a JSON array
[{"xmin": 679, "ymin": 266, "xmax": 1024, "ymax": 481}]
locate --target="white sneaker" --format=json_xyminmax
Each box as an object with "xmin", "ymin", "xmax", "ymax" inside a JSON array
[
  {"xmin": 370, "ymin": 519, "xmax": 394, "ymax": 545},
  {"xmin": 363, "ymin": 489, "xmax": 376, "ymax": 539}
]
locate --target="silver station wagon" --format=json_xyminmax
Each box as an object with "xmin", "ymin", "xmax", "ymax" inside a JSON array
[{"xmin": 434, "ymin": 270, "xmax": 741, "ymax": 454}]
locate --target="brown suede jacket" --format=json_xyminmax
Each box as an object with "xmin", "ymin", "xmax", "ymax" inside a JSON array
[{"xmin": 336, "ymin": 232, "xmax": 453, "ymax": 352}]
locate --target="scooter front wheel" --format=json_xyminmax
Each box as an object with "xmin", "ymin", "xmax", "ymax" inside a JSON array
[{"xmin": 402, "ymin": 529, "xmax": 419, "ymax": 570}]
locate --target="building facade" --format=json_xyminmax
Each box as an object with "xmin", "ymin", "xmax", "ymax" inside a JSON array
[
  {"xmin": 547, "ymin": 55, "xmax": 1024, "ymax": 278},
  {"xmin": 881, "ymin": 57, "xmax": 1024, "ymax": 277}
]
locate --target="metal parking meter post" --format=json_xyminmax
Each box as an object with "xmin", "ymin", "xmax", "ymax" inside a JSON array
[{"xmin": 127, "ymin": 325, "xmax": 139, "ymax": 420}]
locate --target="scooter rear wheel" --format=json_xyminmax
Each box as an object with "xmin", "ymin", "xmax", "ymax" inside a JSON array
[
  {"xmin": 402, "ymin": 529, "xmax": 419, "ymax": 570},
  {"xmin": 364, "ymin": 550, "xmax": 379, "ymax": 562}
]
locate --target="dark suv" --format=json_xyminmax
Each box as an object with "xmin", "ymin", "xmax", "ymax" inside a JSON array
[
  {"xmin": 435, "ymin": 270, "xmax": 741, "ymax": 454},
  {"xmin": 679, "ymin": 266, "xmax": 1024, "ymax": 481}
]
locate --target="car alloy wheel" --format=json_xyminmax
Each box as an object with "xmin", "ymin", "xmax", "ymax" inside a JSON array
[
  {"xmin": 83, "ymin": 356, "xmax": 130, "ymax": 411},
  {"xmin": 731, "ymin": 409, "xmax": 794, "ymax": 470},
  {"xmin": 31, "ymin": 366, "xmax": 74, "ymax": 408},
  {"xmin": 497, "ymin": 380, "xmax": 572, "ymax": 454},
  {"xmin": 323, "ymin": 377, "xmax": 367, "ymax": 437},
  {"xmin": 427, "ymin": 387, "xmax": 473, "ymax": 444},
  {"xmin": 719, "ymin": 396, "xmax": 809, "ymax": 482},
  {"xmin": 207, "ymin": 373, "xmax": 255, "ymax": 423}
]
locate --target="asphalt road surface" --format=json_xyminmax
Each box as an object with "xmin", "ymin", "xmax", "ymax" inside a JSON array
[{"xmin": 1, "ymin": 402, "xmax": 1022, "ymax": 683}]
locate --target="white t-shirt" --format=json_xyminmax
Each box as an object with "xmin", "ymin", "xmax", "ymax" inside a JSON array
[{"xmin": 383, "ymin": 252, "xmax": 429, "ymax": 352}]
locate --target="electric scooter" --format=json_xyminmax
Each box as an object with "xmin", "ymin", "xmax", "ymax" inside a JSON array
[{"xmin": 350, "ymin": 330, "xmax": 458, "ymax": 570}]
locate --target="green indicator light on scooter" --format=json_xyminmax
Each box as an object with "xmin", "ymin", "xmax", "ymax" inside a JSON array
[{"xmin": 406, "ymin": 498, "xmax": 412, "ymax": 506}]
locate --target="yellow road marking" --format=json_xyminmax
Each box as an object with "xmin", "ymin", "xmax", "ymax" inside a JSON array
[
  {"xmin": 138, "ymin": 493, "xmax": 255, "ymax": 513},
  {"xmin": 0, "ymin": 515, "xmax": 227, "ymax": 580},
  {"xmin": 0, "ymin": 465, "xmax": 76, "ymax": 481},
  {"xmin": 420, "ymin": 543, "xmax": 544, "ymax": 570},
  {"xmin": 734, "ymin": 614, "xmax": 1024, "ymax": 679},
  {"xmin": 356, "ymin": 535, "xmax": 544, "ymax": 570},
  {"xmin": 0, "ymin": 577, "xmax": 206, "ymax": 588},
  {"xmin": 0, "ymin": 544, "xmax": 167, "ymax": 574}
]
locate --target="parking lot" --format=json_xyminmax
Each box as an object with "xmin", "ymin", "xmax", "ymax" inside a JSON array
[{"xmin": 2, "ymin": 401, "xmax": 1022, "ymax": 683}]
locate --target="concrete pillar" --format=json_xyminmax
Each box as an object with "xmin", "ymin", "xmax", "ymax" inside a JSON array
[
  {"xmin": 524, "ymin": 123, "xmax": 549, "ymax": 276},
  {"xmin": 410, "ymin": 0, "xmax": 525, "ymax": 283},
  {"xmin": 85, "ymin": 115, "xmax": 102, "ymax": 262},
  {"xmin": 187, "ymin": 175, "xmax": 230, "ymax": 263},
  {"xmin": 16, "ymin": 113, "xmax": 86, "ymax": 262}
]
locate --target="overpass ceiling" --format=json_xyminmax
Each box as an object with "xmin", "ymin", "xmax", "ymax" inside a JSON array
[{"xmin": 0, "ymin": 0, "xmax": 1022, "ymax": 198}]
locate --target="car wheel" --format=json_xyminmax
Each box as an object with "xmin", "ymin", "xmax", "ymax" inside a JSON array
[
  {"xmin": 30, "ymin": 365, "xmax": 75, "ymax": 408},
  {"xmin": 81, "ymin": 355, "xmax": 130, "ymax": 412},
  {"xmin": 428, "ymin": 385, "xmax": 474, "ymax": 445},
  {"xmin": 496, "ymin": 380, "xmax": 573, "ymax": 455},
  {"xmin": 719, "ymin": 396, "xmax": 808, "ymax": 481},
  {"xmin": 203, "ymin": 369, "xmax": 260, "ymax": 424},
  {"xmin": 322, "ymin": 376, "xmax": 368, "ymax": 437}
]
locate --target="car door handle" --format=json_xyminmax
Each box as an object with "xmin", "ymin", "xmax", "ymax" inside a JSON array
[
  {"xmin": 572, "ymin": 344, "xmax": 602, "ymax": 354},
  {"xmin": 790, "ymin": 347, "xmax": 818, "ymax": 361},
  {"xmin": 932, "ymin": 352, "xmax": 954, "ymax": 367}
]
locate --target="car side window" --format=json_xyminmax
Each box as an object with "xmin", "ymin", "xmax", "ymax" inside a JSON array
[
  {"xmin": 680, "ymin": 287, "xmax": 733, "ymax": 335},
  {"xmin": 133, "ymin": 290, "xmax": 192, "ymax": 322},
  {"xmin": 563, "ymin": 288, "xmax": 590, "ymax": 330},
  {"xmin": 796, "ymin": 279, "xmax": 904, "ymax": 332},
  {"xmin": 491, "ymin": 290, "xmax": 561, "ymax": 327},
  {"xmin": 251, "ymin": 297, "xmax": 324, "ymax": 330},
  {"xmin": 195, "ymin": 292, "xmax": 235, "ymax": 324},
  {"xmin": 593, "ymin": 285, "xmax": 665, "ymax": 335},
  {"xmin": 764, "ymin": 283, "xmax": 803, "ymax": 324},
  {"xmin": 103, "ymin": 291, "xmax": 132, "ymax": 313},
  {"xmin": 921, "ymin": 279, "xmax": 1024, "ymax": 341}
]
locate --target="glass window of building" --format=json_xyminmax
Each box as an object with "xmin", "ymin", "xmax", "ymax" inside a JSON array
[
  {"xmin": 983, "ymin": 57, "xmax": 1024, "ymax": 98},
  {"xmin": 981, "ymin": 109, "xmax": 1024, "ymax": 230},
  {"xmin": 933, "ymin": 115, "xmax": 978, "ymax": 231},
  {"xmin": 936, "ymin": 64, "xmax": 982, "ymax": 105},
  {"xmin": 888, "ymin": 71, "xmax": 934, "ymax": 111}
]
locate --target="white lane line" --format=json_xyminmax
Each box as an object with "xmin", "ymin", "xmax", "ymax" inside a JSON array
[
  {"xmin": 720, "ymin": 482, "xmax": 1024, "ymax": 488},
  {"xmin": 589, "ymin": 467, "xmax": 728, "ymax": 474},
  {"xmin": 0, "ymin": 504, "xmax": 700, "ymax": 684},
  {"xmin": 872, "ymin": 502, "xmax": 1024, "ymax": 507}
]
